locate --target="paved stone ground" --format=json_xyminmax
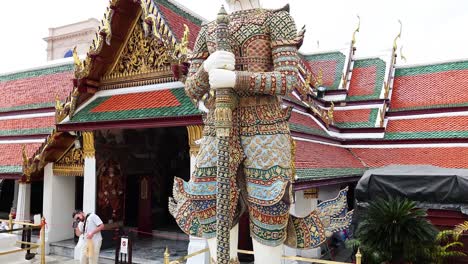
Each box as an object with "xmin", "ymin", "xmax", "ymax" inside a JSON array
[{"xmin": 42, "ymin": 239, "xmax": 354, "ymax": 264}]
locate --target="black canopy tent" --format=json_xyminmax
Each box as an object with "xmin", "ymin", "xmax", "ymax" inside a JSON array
[{"xmin": 354, "ymin": 165, "xmax": 468, "ymax": 222}]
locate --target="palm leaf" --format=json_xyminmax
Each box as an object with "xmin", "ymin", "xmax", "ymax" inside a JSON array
[{"xmin": 454, "ymin": 221, "xmax": 468, "ymax": 240}]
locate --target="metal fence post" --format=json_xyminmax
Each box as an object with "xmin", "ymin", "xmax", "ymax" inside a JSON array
[
  {"xmin": 164, "ymin": 247, "xmax": 170, "ymax": 264},
  {"xmin": 356, "ymin": 248, "xmax": 362, "ymax": 264},
  {"xmin": 40, "ymin": 217, "xmax": 46, "ymax": 264},
  {"xmin": 8, "ymin": 213, "xmax": 13, "ymax": 234}
]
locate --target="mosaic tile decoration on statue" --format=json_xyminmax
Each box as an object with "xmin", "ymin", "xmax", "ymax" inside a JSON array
[{"xmin": 69, "ymin": 88, "xmax": 201, "ymax": 123}]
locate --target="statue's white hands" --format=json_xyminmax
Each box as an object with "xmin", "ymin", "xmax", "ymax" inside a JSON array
[
  {"xmin": 203, "ymin": 51, "xmax": 235, "ymax": 72},
  {"xmin": 208, "ymin": 69, "xmax": 236, "ymax": 89}
]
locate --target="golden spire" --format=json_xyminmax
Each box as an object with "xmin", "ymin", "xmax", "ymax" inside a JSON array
[
  {"xmin": 352, "ymin": 15, "xmax": 361, "ymax": 46},
  {"xmin": 393, "ymin": 20, "xmax": 402, "ymax": 51},
  {"xmin": 400, "ymin": 45, "xmax": 407, "ymax": 63}
]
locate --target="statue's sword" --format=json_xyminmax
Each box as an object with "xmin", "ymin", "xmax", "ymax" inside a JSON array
[{"xmin": 214, "ymin": 5, "xmax": 237, "ymax": 264}]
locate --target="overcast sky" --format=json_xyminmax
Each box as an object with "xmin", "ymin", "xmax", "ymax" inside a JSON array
[{"xmin": 0, "ymin": 0, "xmax": 467, "ymax": 73}]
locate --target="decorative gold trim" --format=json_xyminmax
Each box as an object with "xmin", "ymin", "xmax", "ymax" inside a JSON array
[
  {"xmin": 100, "ymin": 75, "xmax": 176, "ymax": 90},
  {"xmin": 105, "ymin": 8, "xmax": 143, "ymax": 77},
  {"xmin": 187, "ymin": 125, "xmax": 204, "ymax": 156},
  {"xmin": 379, "ymin": 104, "xmax": 387, "ymax": 128},
  {"xmin": 53, "ymin": 147, "xmax": 84, "ymax": 177},
  {"xmin": 383, "ymin": 81, "xmax": 391, "ymax": 99},
  {"xmin": 393, "ymin": 20, "xmax": 403, "ymax": 52},
  {"xmin": 82, "ymin": 132, "xmax": 95, "ymax": 158},
  {"xmin": 53, "ymin": 165, "xmax": 84, "ymax": 177},
  {"xmin": 352, "ymin": 15, "xmax": 361, "ymax": 45},
  {"xmin": 304, "ymin": 188, "xmax": 318, "ymax": 199},
  {"xmin": 22, "ymin": 145, "xmax": 32, "ymax": 182},
  {"xmin": 400, "ymin": 45, "xmax": 407, "ymax": 63},
  {"xmin": 55, "ymin": 87, "xmax": 80, "ymax": 123}
]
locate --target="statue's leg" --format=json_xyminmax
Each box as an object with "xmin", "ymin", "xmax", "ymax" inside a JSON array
[
  {"xmin": 241, "ymin": 133, "xmax": 293, "ymax": 264},
  {"xmin": 207, "ymin": 224, "xmax": 239, "ymax": 262},
  {"xmin": 252, "ymin": 239, "xmax": 283, "ymax": 264}
]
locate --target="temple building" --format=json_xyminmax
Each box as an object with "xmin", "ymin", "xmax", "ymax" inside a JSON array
[{"xmin": 0, "ymin": 0, "xmax": 467, "ymax": 261}]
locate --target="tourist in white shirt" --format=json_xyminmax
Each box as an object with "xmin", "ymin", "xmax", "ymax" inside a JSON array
[{"xmin": 73, "ymin": 210, "xmax": 105, "ymax": 264}]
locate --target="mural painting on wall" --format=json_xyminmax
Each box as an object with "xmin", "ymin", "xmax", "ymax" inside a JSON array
[
  {"xmin": 95, "ymin": 129, "xmax": 126, "ymax": 224},
  {"xmin": 97, "ymin": 158, "xmax": 125, "ymax": 224}
]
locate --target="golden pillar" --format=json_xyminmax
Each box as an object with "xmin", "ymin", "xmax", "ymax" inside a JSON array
[
  {"xmin": 82, "ymin": 131, "xmax": 95, "ymax": 158},
  {"xmin": 187, "ymin": 125, "xmax": 204, "ymax": 157}
]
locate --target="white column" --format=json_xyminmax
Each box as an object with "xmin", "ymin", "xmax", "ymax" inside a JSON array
[
  {"xmin": 83, "ymin": 157, "xmax": 96, "ymax": 213},
  {"xmin": 186, "ymin": 125, "xmax": 210, "ymax": 264},
  {"xmin": 11, "ymin": 180, "xmax": 19, "ymax": 213},
  {"xmin": 42, "ymin": 163, "xmax": 76, "ymax": 251},
  {"xmin": 15, "ymin": 181, "xmax": 31, "ymax": 223},
  {"xmin": 82, "ymin": 131, "xmax": 96, "ymax": 213}
]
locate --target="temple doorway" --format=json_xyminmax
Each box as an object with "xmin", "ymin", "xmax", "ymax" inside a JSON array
[{"xmin": 95, "ymin": 127, "xmax": 190, "ymax": 233}]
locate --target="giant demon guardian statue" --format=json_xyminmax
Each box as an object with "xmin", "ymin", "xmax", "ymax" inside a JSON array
[{"xmin": 169, "ymin": 0, "xmax": 353, "ymax": 263}]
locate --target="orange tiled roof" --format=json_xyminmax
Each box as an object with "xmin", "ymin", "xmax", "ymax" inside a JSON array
[
  {"xmin": 391, "ymin": 61, "xmax": 468, "ymax": 111},
  {"xmin": 347, "ymin": 58, "xmax": 386, "ymax": 101},
  {"xmin": 294, "ymin": 140, "xmax": 366, "ymax": 180},
  {"xmin": 384, "ymin": 116, "xmax": 468, "ymax": 140},
  {"xmin": 0, "ymin": 64, "xmax": 73, "ymax": 113},
  {"xmin": 0, "ymin": 116, "xmax": 55, "ymax": 137},
  {"xmin": 301, "ymin": 52, "xmax": 346, "ymax": 90},
  {"xmin": 351, "ymin": 148, "xmax": 468, "ymax": 169},
  {"xmin": 333, "ymin": 108, "xmax": 379, "ymax": 128},
  {"xmin": 0, "ymin": 143, "xmax": 43, "ymax": 175},
  {"xmin": 155, "ymin": 0, "xmax": 202, "ymax": 49}
]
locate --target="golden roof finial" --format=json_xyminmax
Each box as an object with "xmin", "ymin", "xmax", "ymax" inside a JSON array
[
  {"xmin": 400, "ymin": 45, "xmax": 407, "ymax": 63},
  {"xmin": 352, "ymin": 15, "xmax": 361, "ymax": 46},
  {"xmin": 393, "ymin": 20, "xmax": 402, "ymax": 51},
  {"xmin": 72, "ymin": 46, "xmax": 82, "ymax": 70}
]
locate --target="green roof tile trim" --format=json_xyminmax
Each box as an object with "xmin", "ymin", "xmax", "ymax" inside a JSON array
[
  {"xmin": 388, "ymin": 102, "xmax": 468, "ymax": 112},
  {"xmin": 155, "ymin": 0, "xmax": 204, "ymax": 25},
  {"xmin": 0, "ymin": 127, "xmax": 53, "ymax": 137},
  {"xmin": 395, "ymin": 60, "xmax": 468, "ymax": 77},
  {"xmin": 303, "ymin": 52, "xmax": 346, "ymax": 90},
  {"xmin": 295, "ymin": 168, "xmax": 365, "ymax": 181},
  {"xmin": 0, "ymin": 166, "xmax": 22, "ymax": 174},
  {"xmin": 347, "ymin": 58, "xmax": 386, "ymax": 101},
  {"xmin": 0, "ymin": 63, "xmax": 73, "ymax": 83},
  {"xmin": 289, "ymin": 123, "xmax": 330, "ymax": 138},
  {"xmin": 69, "ymin": 88, "xmax": 201, "ymax": 123},
  {"xmin": 384, "ymin": 131, "xmax": 468, "ymax": 140},
  {"xmin": 334, "ymin": 108, "xmax": 379, "ymax": 128},
  {"xmin": 0, "ymin": 102, "xmax": 55, "ymax": 114}
]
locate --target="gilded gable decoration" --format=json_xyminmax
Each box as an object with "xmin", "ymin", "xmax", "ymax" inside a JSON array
[
  {"xmin": 53, "ymin": 147, "xmax": 84, "ymax": 177},
  {"xmin": 102, "ymin": 0, "xmax": 191, "ymax": 85},
  {"xmin": 107, "ymin": 22, "xmax": 171, "ymax": 77},
  {"xmin": 89, "ymin": 6, "xmax": 115, "ymax": 56}
]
